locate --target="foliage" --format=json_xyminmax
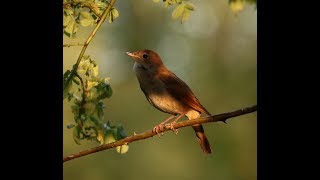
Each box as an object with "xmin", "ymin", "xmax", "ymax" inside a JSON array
[
  {"xmin": 64, "ymin": 55, "xmax": 129, "ymax": 153},
  {"xmin": 229, "ymin": 0, "xmax": 256, "ymax": 14},
  {"xmin": 153, "ymin": 0, "xmax": 195, "ymax": 23},
  {"xmin": 63, "ymin": 0, "xmax": 119, "ymax": 37},
  {"xmin": 63, "ymin": 0, "xmax": 128, "ymax": 154}
]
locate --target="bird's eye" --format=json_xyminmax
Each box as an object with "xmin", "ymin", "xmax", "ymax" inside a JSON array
[{"xmin": 142, "ymin": 54, "xmax": 148, "ymax": 59}]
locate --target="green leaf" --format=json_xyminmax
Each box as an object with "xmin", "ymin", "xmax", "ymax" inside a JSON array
[
  {"xmin": 73, "ymin": 125, "xmax": 82, "ymax": 145},
  {"xmin": 117, "ymin": 125, "xmax": 127, "ymax": 139},
  {"xmin": 153, "ymin": 0, "xmax": 160, "ymax": 2},
  {"xmin": 95, "ymin": 82, "xmax": 113, "ymax": 99},
  {"xmin": 63, "ymin": 70, "xmax": 72, "ymax": 99},
  {"xmin": 172, "ymin": 4, "xmax": 185, "ymax": 19},
  {"xmin": 184, "ymin": 2, "xmax": 195, "ymax": 11},
  {"xmin": 63, "ymin": 70, "xmax": 71, "ymax": 83},
  {"xmin": 96, "ymin": 101, "xmax": 105, "ymax": 119},
  {"xmin": 83, "ymin": 119, "xmax": 96, "ymax": 129},
  {"xmin": 83, "ymin": 102, "xmax": 96, "ymax": 115},
  {"xmin": 105, "ymin": 132, "xmax": 116, "ymax": 144},
  {"xmin": 181, "ymin": 9, "xmax": 191, "ymax": 23},
  {"xmin": 63, "ymin": 81, "xmax": 72, "ymax": 100}
]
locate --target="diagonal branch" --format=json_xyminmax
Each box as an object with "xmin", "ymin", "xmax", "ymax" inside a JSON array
[
  {"xmin": 63, "ymin": 0, "xmax": 116, "ymax": 93},
  {"xmin": 63, "ymin": 105, "xmax": 257, "ymax": 163}
]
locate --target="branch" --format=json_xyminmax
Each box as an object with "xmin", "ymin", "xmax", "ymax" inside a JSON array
[
  {"xmin": 63, "ymin": 43, "xmax": 84, "ymax": 47},
  {"xmin": 63, "ymin": 105, "xmax": 257, "ymax": 163},
  {"xmin": 63, "ymin": 0, "xmax": 116, "ymax": 93}
]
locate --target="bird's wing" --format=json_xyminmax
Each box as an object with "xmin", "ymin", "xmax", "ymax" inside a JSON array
[{"xmin": 158, "ymin": 71, "xmax": 211, "ymax": 116}]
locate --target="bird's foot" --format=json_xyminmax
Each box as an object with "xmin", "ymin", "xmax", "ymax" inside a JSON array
[
  {"xmin": 169, "ymin": 122, "xmax": 178, "ymax": 134},
  {"xmin": 152, "ymin": 124, "xmax": 165, "ymax": 138}
]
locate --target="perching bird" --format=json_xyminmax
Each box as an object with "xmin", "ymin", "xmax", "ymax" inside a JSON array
[{"xmin": 126, "ymin": 49, "xmax": 212, "ymax": 154}]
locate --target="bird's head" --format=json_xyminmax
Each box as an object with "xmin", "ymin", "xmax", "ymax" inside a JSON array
[{"xmin": 126, "ymin": 49, "xmax": 164, "ymax": 69}]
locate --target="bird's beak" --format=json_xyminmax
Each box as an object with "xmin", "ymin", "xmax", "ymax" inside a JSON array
[{"xmin": 126, "ymin": 52, "xmax": 140, "ymax": 60}]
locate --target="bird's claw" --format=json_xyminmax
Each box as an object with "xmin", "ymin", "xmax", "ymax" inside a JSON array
[
  {"xmin": 170, "ymin": 122, "xmax": 178, "ymax": 134},
  {"xmin": 152, "ymin": 124, "xmax": 165, "ymax": 138}
]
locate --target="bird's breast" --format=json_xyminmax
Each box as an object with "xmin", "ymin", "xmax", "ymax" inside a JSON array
[{"xmin": 133, "ymin": 63, "xmax": 188, "ymax": 114}]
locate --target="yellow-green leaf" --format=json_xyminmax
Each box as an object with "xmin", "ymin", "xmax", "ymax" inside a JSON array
[
  {"xmin": 105, "ymin": 133, "xmax": 116, "ymax": 144},
  {"xmin": 64, "ymin": 19, "xmax": 78, "ymax": 36},
  {"xmin": 230, "ymin": 0, "xmax": 245, "ymax": 13},
  {"xmin": 164, "ymin": 1, "xmax": 170, "ymax": 8},
  {"xmin": 64, "ymin": 8, "xmax": 73, "ymax": 16},
  {"xmin": 184, "ymin": 2, "xmax": 195, "ymax": 11},
  {"xmin": 97, "ymin": 130, "xmax": 105, "ymax": 145},
  {"xmin": 91, "ymin": 65, "xmax": 99, "ymax": 77},
  {"xmin": 73, "ymin": 125, "xmax": 81, "ymax": 145},
  {"xmin": 172, "ymin": 4, "xmax": 185, "ymax": 19},
  {"xmin": 152, "ymin": 0, "xmax": 160, "ymax": 3},
  {"xmin": 181, "ymin": 9, "xmax": 191, "ymax": 23},
  {"xmin": 87, "ymin": 81, "xmax": 99, "ymax": 90},
  {"xmin": 80, "ymin": 11, "xmax": 91, "ymax": 19},
  {"xmin": 80, "ymin": 18, "xmax": 94, "ymax": 27},
  {"xmin": 63, "ymin": 15, "xmax": 72, "ymax": 27},
  {"xmin": 116, "ymin": 144, "xmax": 129, "ymax": 154},
  {"xmin": 111, "ymin": 8, "xmax": 119, "ymax": 18}
]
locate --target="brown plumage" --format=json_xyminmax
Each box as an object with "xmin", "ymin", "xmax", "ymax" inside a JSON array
[{"xmin": 126, "ymin": 49, "xmax": 212, "ymax": 154}]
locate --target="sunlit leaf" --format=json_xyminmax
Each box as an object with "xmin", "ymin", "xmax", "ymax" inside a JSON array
[
  {"xmin": 184, "ymin": 2, "xmax": 195, "ymax": 11},
  {"xmin": 181, "ymin": 9, "xmax": 191, "ymax": 23},
  {"xmin": 80, "ymin": 11, "xmax": 91, "ymax": 19},
  {"xmin": 80, "ymin": 11, "xmax": 95, "ymax": 26},
  {"xmin": 63, "ymin": 15, "xmax": 72, "ymax": 27},
  {"xmin": 229, "ymin": 0, "xmax": 245, "ymax": 13},
  {"xmin": 64, "ymin": 8, "xmax": 74, "ymax": 16},
  {"xmin": 91, "ymin": 64, "xmax": 99, "ymax": 77},
  {"xmin": 153, "ymin": 0, "xmax": 160, "ymax": 2},
  {"xmin": 97, "ymin": 129, "xmax": 105, "ymax": 145},
  {"xmin": 172, "ymin": 4, "xmax": 185, "ymax": 19},
  {"xmin": 64, "ymin": 19, "xmax": 78, "ymax": 36},
  {"xmin": 116, "ymin": 144, "xmax": 129, "ymax": 154},
  {"xmin": 111, "ymin": 8, "xmax": 119, "ymax": 19},
  {"xmin": 80, "ymin": 18, "xmax": 94, "ymax": 26}
]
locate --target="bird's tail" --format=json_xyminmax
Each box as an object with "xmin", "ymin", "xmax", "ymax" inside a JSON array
[{"xmin": 192, "ymin": 124, "xmax": 212, "ymax": 154}]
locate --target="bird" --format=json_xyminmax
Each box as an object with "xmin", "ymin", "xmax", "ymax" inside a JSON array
[{"xmin": 126, "ymin": 49, "xmax": 212, "ymax": 154}]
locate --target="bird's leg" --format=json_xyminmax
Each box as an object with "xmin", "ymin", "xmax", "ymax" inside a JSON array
[
  {"xmin": 169, "ymin": 114, "xmax": 185, "ymax": 135},
  {"xmin": 152, "ymin": 115, "xmax": 175, "ymax": 137}
]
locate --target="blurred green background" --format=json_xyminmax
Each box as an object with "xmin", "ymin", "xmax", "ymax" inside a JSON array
[{"xmin": 63, "ymin": 0, "xmax": 257, "ymax": 180}]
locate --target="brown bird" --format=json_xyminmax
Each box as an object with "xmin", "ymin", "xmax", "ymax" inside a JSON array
[{"xmin": 126, "ymin": 49, "xmax": 212, "ymax": 154}]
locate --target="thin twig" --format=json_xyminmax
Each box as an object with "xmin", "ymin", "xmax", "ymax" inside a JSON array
[
  {"xmin": 63, "ymin": 43, "xmax": 84, "ymax": 47},
  {"xmin": 63, "ymin": 105, "xmax": 257, "ymax": 163},
  {"xmin": 63, "ymin": 0, "xmax": 116, "ymax": 93}
]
